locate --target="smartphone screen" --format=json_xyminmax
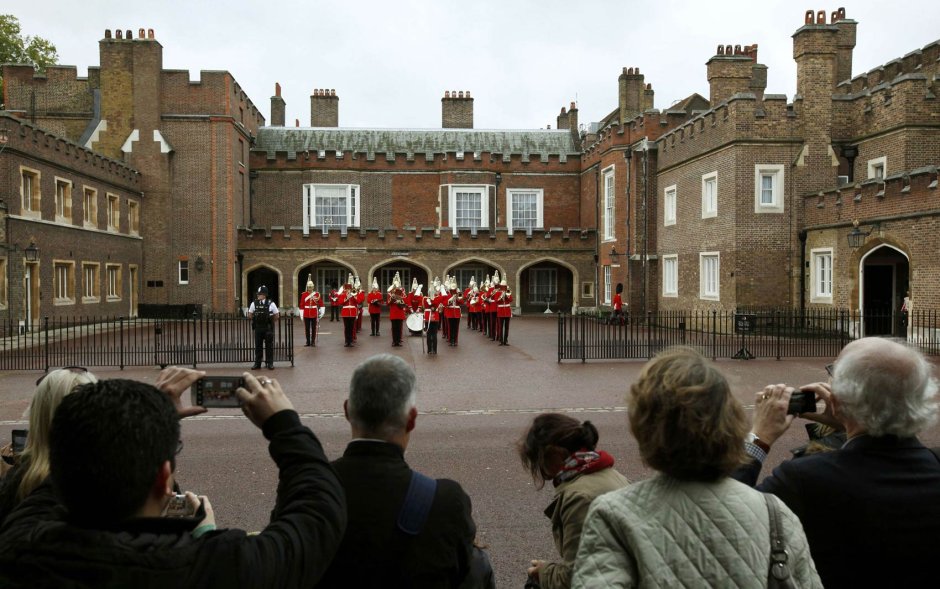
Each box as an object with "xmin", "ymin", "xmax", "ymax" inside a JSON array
[
  {"xmin": 11, "ymin": 429, "xmax": 28, "ymax": 454},
  {"xmin": 191, "ymin": 376, "xmax": 245, "ymax": 408}
]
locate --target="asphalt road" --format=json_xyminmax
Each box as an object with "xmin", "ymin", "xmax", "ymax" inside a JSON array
[{"xmin": 2, "ymin": 316, "xmax": 938, "ymax": 588}]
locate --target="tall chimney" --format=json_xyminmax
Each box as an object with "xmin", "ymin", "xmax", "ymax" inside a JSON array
[
  {"xmin": 618, "ymin": 67, "xmax": 644, "ymax": 124},
  {"xmin": 442, "ymin": 90, "xmax": 473, "ymax": 129},
  {"xmin": 833, "ymin": 8, "xmax": 857, "ymax": 85},
  {"xmin": 271, "ymin": 83, "xmax": 286, "ymax": 127},
  {"xmin": 706, "ymin": 44, "xmax": 759, "ymax": 105},
  {"xmin": 310, "ymin": 89, "xmax": 339, "ymax": 127},
  {"xmin": 556, "ymin": 106, "xmax": 570, "ymax": 130},
  {"xmin": 567, "ymin": 101, "xmax": 580, "ymax": 148}
]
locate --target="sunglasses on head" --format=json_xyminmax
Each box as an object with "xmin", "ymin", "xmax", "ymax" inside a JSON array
[
  {"xmin": 825, "ymin": 363, "xmax": 835, "ymax": 377},
  {"xmin": 36, "ymin": 366, "xmax": 90, "ymax": 387}
]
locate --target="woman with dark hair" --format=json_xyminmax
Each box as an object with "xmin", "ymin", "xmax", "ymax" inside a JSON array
[
  {"xmin": 518, "ymin": 413, "xmax": 629, "ymax": 589},
  {"xmin": 572, "ymin": 347, "xmax": 821, "ymax": 588}
]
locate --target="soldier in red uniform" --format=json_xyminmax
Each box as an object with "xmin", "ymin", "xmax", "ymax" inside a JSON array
[
  {"xmin": 424, "ymin": 282, "xmax": 445, "ymax": 355},
  {"xmin": 366, "ymin": 277, "xmax": 384, "ymax": 336},
  {"xmin": 486, "ymin": 271, "xmax": 501, "ymax": 342},
  {"xmin": 496, "ymin": 278, "xmax": 514, "ymax": 346},
  {"xmin": 445, "ymin": 277, "xmax": 463, "ymax": 347},
  {"xmin": 329, "ymin": 283, "xmax": 341, "ymax": 322},
  {"xmin": 338, "ymin": 276, "xmax": 358, "ymax": 347},
  {"xmin": 352, "ymin": 277, "xmax": 365, "ymax": 341},
  {"xmin": 299, "ymin": 275, "xmax": 323, "ymax": 346},
  {"xmin": 386, "ymin": 272, "xmax": 407, "ymax": 347},
  {"xmin": 463, "ymin": 277, "xmax": 476, "ymax": 329}
]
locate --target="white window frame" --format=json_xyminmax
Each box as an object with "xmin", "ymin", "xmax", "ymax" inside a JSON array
[
  {"xmin": 701, "ymin": 172, "xmax": 717, "ymax": 218},
  {"xmin": 82, "ymin": 262, "xmax": 100, "ymax": 303},
  {"xmin": 83, "ymin": 186, "xmax": 98, "ymax": 228},
  {"xmin": 754, "ymin": 164, "xmax": 784, "ymax": 213},
  {"xmin": 178, "ymin": 260, "xmax": 189, "ymax": 285},
  {"xmin": 447, "ymin": 185, "xmax": 489, "ymax": 232},
  {"xmin": 867, "ymin": 156, "xmax": 886, "ymax": 180},
  {"xmin": 602, "ymin": 166, "xmax": 615, "ymax": 241},
  {"xmin": 107, "ymin": 193, "xmax": 120, "ymax": 231},
  {"xmin": 128, "ymin": 200, "xmax": 140, "ymax": 235},
  {"xmin": 0, "ymin": 258, "xmax": 7, "ymax": 309},
  {"xmin": 54, "ymin": 261, "xmax": 76, "ymax": 305},
  {"xmin": 603, "ymin": 265, "xmax": 612, "ymax": 304},
  {"xmin": 699, "ymin": 252, "xmax": 720, "ymax": 301},
  {"xmin": 663, "ymin": 255, "xmax": 678, "ymax": 297},
  {"xmin": 55, "ymin": 178, "xmax": 73, "ymax": 222},
  {"xmin": 302, "ymin": 183, "xmax": 361, "ymax": 235},
  {"xmin": 107, "ymin": 264, "xmax": 122, "ymax": 301},
  {"xmin": 20, "ymin": 167, "xmax": 41, "ymax": 217},
  {"xmin": 506, "ymin": 188, "xmax": 544, "ymax": 231},
  {"xmin": 810, "ymin": 248, "xmax": 833, "ymax": 303},
  {"xmin": 664, "ymin": 184, "xmax": 677, "ymax": 226}
]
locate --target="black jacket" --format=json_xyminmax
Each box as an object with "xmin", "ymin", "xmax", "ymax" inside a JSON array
[
  {"xmin": 316, "ymin": 440, "xmax": 476, "ymax": 589},
  {"xmin": 733, "ymin": 435, "xmax": 940, "ymax": 589},
  {"xmin": 0, "ymin": 410, "xmax": 346, "ymax": 589}
]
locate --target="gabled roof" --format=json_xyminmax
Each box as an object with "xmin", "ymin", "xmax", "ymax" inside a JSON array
[{"xmin": 254, "ymin": 127, "xmax": 581, "ymax": 161}]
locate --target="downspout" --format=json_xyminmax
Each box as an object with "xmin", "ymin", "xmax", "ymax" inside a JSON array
[
  {"xmin": 799, "ymin": 230, "xmax": 807, "ymax": 311},
  {"xmin": 641, "ymin": 139, "xmax": 649, "ymax": 317},
  {"xmin": 594, "ymin": 167, "xmax": 600, "ymax": 311}
]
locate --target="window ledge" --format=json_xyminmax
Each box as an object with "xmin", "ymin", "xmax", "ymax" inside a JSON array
[
  {"xmin": 106, "ymin": 296, "xmax": 122, "ymax": 302},
  {"xmin": 54, "ymin": 298, "xmax": 76, "ymax": 306},
  {"xmin": 82, "ymin": 297, "xmax": 101, "ymax": 304},
  {"xmin": 699, "ymin": 295, "xmax": 720, "ymax": 301}
]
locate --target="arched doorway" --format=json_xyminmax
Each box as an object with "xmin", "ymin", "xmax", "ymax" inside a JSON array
[
  {"xmin": 247, "ymin": 266, "xmax": 280, "ymax": 308},
  {"xmin": 297, "ymin": 260, "xmax": 354, "ymax": 303},
  {"xmin": 518, "ymin": 260, "xmax": 575, "ymax": 314},
  {"xmin": 368, "ymin": 260, "xmax": 429, "ymax": 293},
  {"xmin": 445, "ymin": 259, "xmax": 500, "ymax": 291},
  {"xmin": 859, "ymin": 245, "xmax": 909, "ymax": 336}
]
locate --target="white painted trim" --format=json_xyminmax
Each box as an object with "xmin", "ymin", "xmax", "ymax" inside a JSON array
[
  {"xmin": 663, "ymin": 184, "xmax": 677, "ymax": 226},
  {"xmin": 809, "ymin": 247, "xmax": 834, "ymax": 303},
  {"xmin": 120, "ymin": 129, "xmax": 140, "ymax": 154},
  {"xmin": 754, "ymin": 164, "xmax": 785, "ymax": 214},
  {"xmin": 699, "ymin": 251, "xmax": 720, "ymax": 301},
  {"xmin": 701, "ymin": 171, "xmax": 718, "ymax": 219},
  {"xmin": 506, "ymin": 188, "xmax": 544, "ymax": 231}
]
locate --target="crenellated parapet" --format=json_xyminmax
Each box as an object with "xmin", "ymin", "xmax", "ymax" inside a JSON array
[
  {"xmin": 837, "ymin": 40, "xmax": 940, "ymax": 96},
  {"xmin": 803, "ymin": 165, "xmax": 939, "ymax": 228},
  {"xmin": 160, "ymin": 70, "xmax": 264, "ymax": 126},
  {"xmin": 237, "ymin": 224, "xmax": 596, "ymax": 249},
  {"xmin": 0, "ymin": 114, "xmax": 141, "ymax": 189},
  {"xmin": 657, "ymin": 94, "xmax": 800, "ymax": 168}
]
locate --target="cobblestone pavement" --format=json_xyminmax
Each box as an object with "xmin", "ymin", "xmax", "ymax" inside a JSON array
[{"xmin": 2, "ymin": 316, "xmax": 938, "ymax": 587}]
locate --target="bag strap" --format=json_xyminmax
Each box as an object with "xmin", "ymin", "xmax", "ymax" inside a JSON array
[
  {"xmin": 763, "ymin": 493, "xmax": 794, "ymax": 589},
  {"xmin": 397, "ymin": 470, "xmax": 437, "ymax": 535},
  {"xmin": 930, "ymin": 447, "xmax": 940, "ymax": 465}
]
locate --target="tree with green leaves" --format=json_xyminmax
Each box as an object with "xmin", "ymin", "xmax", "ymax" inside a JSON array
[{"xmin": 0, "ymin": 14, "xmax": 58, "ymax": 107}]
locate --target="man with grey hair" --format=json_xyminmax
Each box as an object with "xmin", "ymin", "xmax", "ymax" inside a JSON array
[
  {"xmin": 316, "ymin": 354, "xmax": 489, "ymax": 588},
  {"xmin": 735, "ymin": 337, "xmax": 940, "ymax": 589}
]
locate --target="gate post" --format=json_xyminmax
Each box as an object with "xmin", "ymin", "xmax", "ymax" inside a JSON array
[
  {"xmin": 711, "ymin": 310, "xmax": 718, "ymax": 361},
  {"xmin": 43, "ymin": 316, "xmax": 50, "ymax": 373},
  {"xmin": 120, "ymin": 316, "xmax": 125, "ymax": 370},
  {"xmin": 191, "ymin": 311, "xmax": 198, "ymax": 368}
]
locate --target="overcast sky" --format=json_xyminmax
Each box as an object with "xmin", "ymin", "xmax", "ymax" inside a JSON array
[{"xmin": 11, "ymin": 1, "xmax": 940, "ymax": 130}]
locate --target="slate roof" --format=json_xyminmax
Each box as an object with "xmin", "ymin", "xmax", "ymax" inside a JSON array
[{"xmin": 254, "ymin": 127, "xmax": 581, "ymax": 162}]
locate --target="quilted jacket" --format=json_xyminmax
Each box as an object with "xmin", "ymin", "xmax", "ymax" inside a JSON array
[{"xmin": 572, "ymin": 475, "xmax": 822, "ymax": 588}]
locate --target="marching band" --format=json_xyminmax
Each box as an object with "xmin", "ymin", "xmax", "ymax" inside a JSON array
[{"xmin": 296, "ymin": 270, "xmax": 514, "ymax": 354}]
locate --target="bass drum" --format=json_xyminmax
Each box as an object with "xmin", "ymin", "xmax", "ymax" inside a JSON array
[{"xmin": 406, "ymin": 312, "xmax": 424, "ymax": 334}]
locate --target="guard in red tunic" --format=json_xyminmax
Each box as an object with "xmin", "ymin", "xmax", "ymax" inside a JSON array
[
  {"xmin": 366, "ymin": 277, "xmax": 384, "ymax": 336},
  {"xmin": 486, "ymin": 271, "xmax": 501, "ymax": 342},
  {"xmin": 468, "ymin": 283, "xmax": 483, "ymax": 331},
  {"xmin": 496, "ymin": 278, "xmax": 514, "ymax": 345},
  {"xmin": 609, "ymin": 282, "xmax": 626, "ymax": 325},
  {"xmin": 445, "ymin": 277, "xmax": 463, "ymax": 347},
  {"xmin": 424, "ymin": 283, "xmax": 445, "ymax": 355},
  {"xmin": 328, "ymin": 283, "xmax": 341, "ymax": 322},
  {"xmin": 353, "ymin": 276, "xmax": 365, "ymax": 340},
  {"xmin": 338, "ymin": 275, "xmax": 358, "ymax": 347},
  {"xmin": 299, "ymin": 275, "xmax": 323, "ymax": 346},
  {"xmin": 463, "ymin": 277, "xmax": 476, "ymax": 329},
  {"xmin": 387, "ymin": 272, "xmax": 407, "ymax": 347}
]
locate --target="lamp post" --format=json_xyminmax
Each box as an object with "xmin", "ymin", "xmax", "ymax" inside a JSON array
[
  {"xmin": 24, "ymin": 242, "xmax": 39, "ymax": 262},
  {"xmin": 609, "ymin": 246, "xmax": 620, "ymax": 263}
]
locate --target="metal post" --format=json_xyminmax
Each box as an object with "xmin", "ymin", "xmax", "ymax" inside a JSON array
[
  {"xmin": 43, "ymin": 316, "xmax": 49, "ymax": 372},
  {"xmin": 119, "ymin": 316, "xmax": 125, "ymax": 369},
  {"xmin": 191, "ymin": 310, "xmax": 198, "ymax": 368},
  {"xmin": 711, "ymin": 310, "xmax": 717, "ymax": 361}
]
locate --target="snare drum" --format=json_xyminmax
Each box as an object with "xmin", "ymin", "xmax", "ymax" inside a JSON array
[{"xmin": 406, "ymin": 312, "xmax": 424, "ymax": 334}]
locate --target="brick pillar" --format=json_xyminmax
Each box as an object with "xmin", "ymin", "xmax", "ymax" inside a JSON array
[
  {"xmin": 643, "ymin": 83, "xmax": 655, "ymax": 111},
  {"xmin": 271, "ymin": 82, "xmax": 285, "ymax": 127},
  {"xmin": 310, "ymin": 89, "xmax": 338, "ymax": 127},
  {"xmin": 442, "ymin": 91, "xmax": 473, "ymax": 128}
]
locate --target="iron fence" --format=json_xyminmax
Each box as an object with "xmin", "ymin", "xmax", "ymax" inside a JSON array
[
  {"xmin": 558, "ymin": 308, "xmax": 940, "ymax": 362},
  {"xmin": 0, "ymin": 314, "xmax": 294, "ymax": 371}
]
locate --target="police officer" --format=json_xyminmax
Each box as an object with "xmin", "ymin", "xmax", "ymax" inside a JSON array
[{"xmin": 248, "ymin": 285, "xmax": 279, "ymax": 369}]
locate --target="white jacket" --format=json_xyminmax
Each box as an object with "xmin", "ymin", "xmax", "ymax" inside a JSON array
[{"xmin": 572, "ymin": 475, "xmax": 822, "ymax": 588}]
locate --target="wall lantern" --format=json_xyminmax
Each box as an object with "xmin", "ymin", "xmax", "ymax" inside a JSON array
[
  {"xmin": 609, "ymin": 246, "xmax": 621, "ymax": 262},
  {"xmin": 24, "ymin": 242, "xmax": 39, "ymax": 262},
  {"xmin": 195, "ymin": 256, "xmax": 205, "ymax": 272},
  {"xmin": 847, "ymin": 219, "xmax": 881, "ymax": 249}
]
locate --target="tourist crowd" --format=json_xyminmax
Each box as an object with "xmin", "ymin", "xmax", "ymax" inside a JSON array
[{"xmin": 0, "ymin": 336, "xmax": 936, "ymax": 588}]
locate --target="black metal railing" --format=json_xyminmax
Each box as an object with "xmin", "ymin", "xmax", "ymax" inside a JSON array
[
  {"xmin": 0, "ymin": 314, "xmax": 294, "ymax": 371},
  {"xmin": 558, "ymin": 308, "xmax": 939, "ymax": 362}
]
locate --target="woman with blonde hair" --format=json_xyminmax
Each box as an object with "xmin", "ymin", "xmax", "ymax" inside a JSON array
[
  {"xmin": 572, "ymin": 347, "xmax": 821, "ymax": 588},
  {"xmin": 0, "ymin": 367, "xmax": 97, "ymax": 525}
]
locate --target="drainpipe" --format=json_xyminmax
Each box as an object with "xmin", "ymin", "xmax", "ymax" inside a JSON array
[
  {"xmin": 639, "ymin": 138, "xmax": 649, "ymax": 317},
  {"xmin": 799, "ymin": 230, "xmax": 807, "ymax": 311},
  {"xmin": 594, "ymin": 167, "xmax": 600, "ymax": 310}
]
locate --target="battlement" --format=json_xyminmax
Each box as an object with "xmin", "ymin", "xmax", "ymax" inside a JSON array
[
  {"xmin": 160, "ymin": 70, "xmax": 263, "ymax": 124},
  {"xmin": 837, "ymin": 40, "xmax": 940, "ymax": 95},
  {"xmin": 0, "ymin": 114, "xmax": 140, "ymax": 188},
  {"xmin": 804, "ymin": 165, "xmax": 939, "ymax": 228},
  {"xmin": 237, "ymin": 224, "xmax": 597, "ymax": 249}
]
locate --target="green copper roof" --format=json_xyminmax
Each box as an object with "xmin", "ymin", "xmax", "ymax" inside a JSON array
[{"xmin": 255, "ymin": 127, "xmax": 580, "ymax": 162}]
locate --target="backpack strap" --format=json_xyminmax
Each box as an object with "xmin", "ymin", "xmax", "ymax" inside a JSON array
[{"xmin": 397, "ymin": 471, "xmax": 437, "ymax": 535}]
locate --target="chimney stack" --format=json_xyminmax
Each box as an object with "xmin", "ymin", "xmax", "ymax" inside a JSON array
[
  {"xmin": 442, "ymin": 90, "xmax": 473, "ymax": 129},
  {"xmin": 310, "ymin": 89, "xmax": 339, "ymax": 127},
  {"xmin": 706, "ymin": 44, "xmax": 761, "ymax": 105},
  {"xmin": 556, "ymin": 106, "xmax": 570, "ymax": 130},
  {"xmin": 271, "ymin": 82, "xmax": 286, "ymax": 127},
  {"xmin": 618, "ymin": 67, "xmax": 646, "ymax": 125}
]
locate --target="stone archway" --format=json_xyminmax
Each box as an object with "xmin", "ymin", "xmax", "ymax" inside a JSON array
[
  {"xmin": 859, "ymin": 244, "xmax": 909, "ymax": 336},
  {"xmin": 516, "ymin": 258, "xmax": 578, "ymax": 314},
  {"xmin": 296, "ymin": 258, "xmax": 355, "ymax": 307},
  {"xmin": 246, "ymin": 266, "xmax": 281, "ymax": 309}
]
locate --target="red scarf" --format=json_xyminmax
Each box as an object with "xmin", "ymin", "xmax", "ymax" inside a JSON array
[{"xmin": 553, "ymin": 449, "xmax": 615, "ymax": 486}]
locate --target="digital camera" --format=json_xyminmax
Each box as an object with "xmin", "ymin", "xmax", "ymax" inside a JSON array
[{"xmin": 191, "ymin": 376, "xmax": 245, "ymax": 408}]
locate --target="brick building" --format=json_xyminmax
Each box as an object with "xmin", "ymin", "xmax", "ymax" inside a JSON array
[
  {"xmin": 0, "ymin": 10, "xmax": 936, "ymax": 331},
  {"xmin": 651, "ymin": 8, "xmax": 939, "ymax": 338}
]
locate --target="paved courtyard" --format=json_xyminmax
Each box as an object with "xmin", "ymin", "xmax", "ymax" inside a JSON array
[{"xmin": 2, "ymin": 315, "xmax": 938, "ymax": 587}]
